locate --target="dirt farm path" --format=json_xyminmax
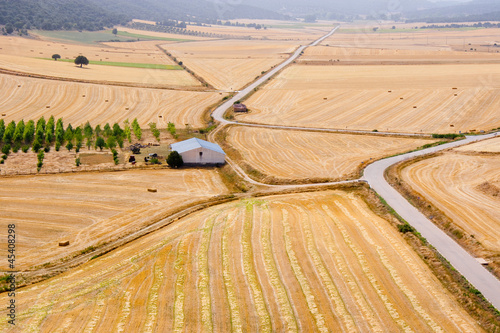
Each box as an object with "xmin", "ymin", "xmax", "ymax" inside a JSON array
[{"xmin": 208, "ymin": 26, "xmax": 500, "ymax": 311}]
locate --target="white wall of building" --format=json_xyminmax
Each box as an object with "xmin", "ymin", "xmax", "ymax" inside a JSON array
[{"xmin": 180, "ymin": 147, "xmax": 225, "ymax": 164}]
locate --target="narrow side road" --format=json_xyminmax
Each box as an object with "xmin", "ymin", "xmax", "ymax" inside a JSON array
[{"xmin": 363, "ymin": 133, "xmax": 500, "ymax": 311}]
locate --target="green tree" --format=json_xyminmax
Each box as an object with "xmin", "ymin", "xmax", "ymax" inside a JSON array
[
  {"xmin": 94, "ymin": 124, "xmax": 102, "ymax": 137},
  {"xmin": 45, "ymin": 116, "xmax": 55, "ymax": 144},
  {"xmin": 112, "ymin": 123, "xmax": 123, "ymax": 138},
  {"xmin": 149, "ymin": 122, "xmax": 160, "ymax": 142},
  {"xmin": 103, "ymin": 123, "xmax": 112, "ymax": 137},
  {"xmin": 95, "ymin": 137, "xmax": 105, "ymax": 151},
  {"xmin": 32, "ymin": 138, "xmax": 42, "ymax": 153},
  {"xmin": 123, "ymin": 119, "xmax": 132, "ymax": 143},
  {"xmin": 84, "ymin": 121, "xmax": 93, "ymax": 139},
  {"xmin": 112, "ymin": 28, "xmax": 118, "ymax": 35},
  {"xmin": 66, "ymin": 142, "xmax": 73, "ymax": 151},
  {"xmin": 0, "ymin": 119, "xmax": 5, "ymax": 143},
  {"xmin": 64, "ymin": 123, "xmax": 74, "ymax": 142},
  {"xmin": 1, "ymin": 144, "xmax": 11, "ymax": 155},
  {"xmin": 167, "ymin": 122, "xmax": 176, "ymax": 137},
  {"xmin": 74, "ymin": 55, "xmax": 89, "ymax": 68},
  {"xmin": 106, "ymin": 136, "xmax": 116, "ymax": 149},
  {"xmin": 52, "ymin": 54, "xmax": 61, "ymax": 61},
  {"xmin": 12, "ymin": 120, "xmax": 25, "ymax": 143},
  {"xmin": 3, "ymin": 121, "xmax": 16, "ymax": 144},
  {"xmin": 5, "ymin": 23, "xmax": 13, "ymax": 34},
  {"xmin": 23, "ymin": 120, "xmax": 35, "ymax": 143},
  {"xmin": 167, "ymin": 151, "xmax": 183, "ymax": 168},
  {"xmin": 131, "ymin": 118, "xmax": 141, "ymax": 140}
]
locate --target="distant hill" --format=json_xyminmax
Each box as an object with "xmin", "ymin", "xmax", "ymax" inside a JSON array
[
  {"xmin": 0, "ymin": 0, "xmax": 127, "ymax": 31},
  {"xmin": 405, "ymin": 0, "xmax": 500, "ymax": 22},
  {"xmin": 0, "ymin": 0, "xmax": 285, "ymax": 32}
]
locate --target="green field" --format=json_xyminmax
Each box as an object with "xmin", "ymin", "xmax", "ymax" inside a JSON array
[
  {"xmin": 116, "ymin": 31, "xmax": 193, "ymax": 42},
  {"xmin": 38, "ymin": 58, "xmax": 183, "ymax": 70}
]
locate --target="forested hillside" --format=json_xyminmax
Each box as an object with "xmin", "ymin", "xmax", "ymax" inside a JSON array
[{"xmin": 0, "ymin": 0, "xmax": 284, "ymax": 32}]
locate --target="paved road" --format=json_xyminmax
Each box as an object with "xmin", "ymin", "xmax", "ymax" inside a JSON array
[
  {"xmin": 362, "ymin": 133, "xmax": 500, "ymax": 311},
  {"xmin": 210, "ymin": 25, "xmax": 500, "ymax": 311},
  {"xmin": 211, "ymin": 26, "xmax": 339, "ymax": 124}
]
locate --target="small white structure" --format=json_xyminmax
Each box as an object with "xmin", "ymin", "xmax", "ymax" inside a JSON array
[{"xmin": 170, "ymin": 138, "xmax": 226, "ymax": 165}]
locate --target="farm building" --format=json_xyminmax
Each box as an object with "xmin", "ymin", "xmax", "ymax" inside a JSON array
[
  {"xmin": 233, "ymin": 103, "xmax": 248, "ymax": 112},
  {"xmin": 170, "ymin": 138, "xmax": 226, "ymax": 165}
]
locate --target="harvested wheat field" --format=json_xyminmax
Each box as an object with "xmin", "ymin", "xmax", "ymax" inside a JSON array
[
  {"xmin": 401, "ymin": 152, "xmax": 500, "ymax": 253},
  {"xmin": 183, "ymin": 21, "xmax": 332, "ymax": 41},
  {"xmin": 166, "ymin": 39, "xmax": 299, "ymax": 90},
  {"xmin": 0, "ymin": 35, "xmax": 177, "ymax": 65},
  {"xmin": 455, "ymin": 136, "xmax": 500, "ymax": 153},
  {"xmin": 0, "ymin": 191, "xmax": 482, "ymax": 332},
  {"xmin": 239, "ymin": 64, "xmax": 500, "ymax": 133},
  {"xmin": 0, "ymin": 74, "xmax": 224, "ymax": 128},
  {"xmin": 0, "ymin": 54, "xmax": 198, "ymax": 88},
  {"xmin": 301, "ymin": 45, "xmax": 500, "ymax": 64},
  {"xmin": 324, "ymin": 27, "xmax": 500, "ymax": 52},
  {"xmin": 227, "ymin": 127, "xmax": 436, "ymax": 182},
  {"xmin": 0, "ymin": 168, "xmax": 228, "ymax": 270}
]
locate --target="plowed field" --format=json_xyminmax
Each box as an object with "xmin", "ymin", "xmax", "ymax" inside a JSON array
[
  {"xmin": 401, "ymin": 153, "xmax": 500, "ymax": 253},
  {"xmin": 227, "ymin": 127, "xmax": 435, "ymax": 182},
  {"xmin": 0, "ymin": 191, "xmax": 482, "ymax": 332},
  {"xmin": 0, "ymin": 169, "xmax": 228, "ymax": 270},
  {"xmin": 238, "ymin": 64, "xmax": 500, "ymax": 133},
  {"xmin": 166, "ymin": 40, "xmax": 299, "ymax": 90},
  {"xmin": 0, "ymin": 74, "xmax": 223, "ymax": 128}
]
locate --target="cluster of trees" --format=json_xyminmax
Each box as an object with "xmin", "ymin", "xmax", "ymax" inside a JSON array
[
  {"xmin": 0, "ymin": 116, "xmax": 147, "ymax": 168},
  {"xmin": 419, "ymin": 22, "xmax": 500, "ymax": 29},
  {"xmin": 0, "ymin": 0, "xmax": 127, "ymax": 32}
]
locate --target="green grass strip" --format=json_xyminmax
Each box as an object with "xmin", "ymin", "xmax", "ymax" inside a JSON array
[{"xmin": 37, "ymin": 58, "xmax": 183, "ymax": 70}]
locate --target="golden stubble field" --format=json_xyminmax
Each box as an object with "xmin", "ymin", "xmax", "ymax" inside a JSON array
[
  {"xmin": 0, "ymin": 169, "xmax": 228, "ymax": 270},
  {"xmin": 0, "ymin": 74, "xmax": 225, "ymax": 128},
  {"xmin": 0, "ymin": 35, "xmax": 177, "ymax": 65},
  {"xmin": 0, "ymin": 36, "xmax": 201, "ymax": 88},
  {"xmin": 325, "ymin": 27, "xmax": 500, "ymax": 52},
  {"xmin": 0, "ymin": 191, "xmax": 482, "ymax": 332},
  {"xmin": 227, "ymin": 127, "xmax": 436, "ymax": 182},
  {"xmin": 166, "ymin": 39, "xmax": 300, "ymax": 90},
  {"xmin": 401, "ymin": 139, "xmax": 500, "ymax": 254},
  {"xmin": 239, "ymin": 64, "xmax": 500, "ymax": 133},
  {"xmin": 301, "ymin": 45, "xmax": 500, "ymax": 64},
  {"xmin": 0, "ymin": 54, "xmax": 199, "ymax": 88},
  {"xmin": 184, "ymin": 20, "xmax": 333, "ymax": 41}
]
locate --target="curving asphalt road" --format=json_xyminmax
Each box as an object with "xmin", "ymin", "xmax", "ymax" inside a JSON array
[
  {"xmin": 362, "ymin": 132, "xmax": 500, "ymax": 311},
  {"xmin": 209, "ymin": 26, "xmax": 500, "ymax": 311}
]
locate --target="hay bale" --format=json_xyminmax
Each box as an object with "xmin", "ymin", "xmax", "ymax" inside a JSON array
[
  {"xmin": 59, "ymin": 241, "xmax": 70, "ymax": 247},
  {"xmin": 148, "ymin": 188, "xmax": 158, "ymax": 193}
]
